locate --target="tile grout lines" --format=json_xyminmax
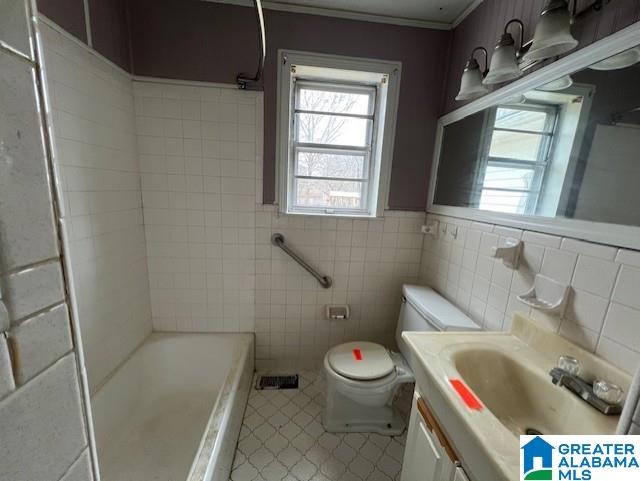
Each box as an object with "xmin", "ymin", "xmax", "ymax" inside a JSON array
[{"xmin": 230, "ymin": 371, "xmax": 407, "ymax": 481}]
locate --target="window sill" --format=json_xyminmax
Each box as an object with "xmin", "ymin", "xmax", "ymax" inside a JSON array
[{"xmin": 281, "ymin": 209, "xmax": 382, "ymax": 220}]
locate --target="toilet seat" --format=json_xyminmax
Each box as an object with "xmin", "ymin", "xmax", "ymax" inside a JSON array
[{"xmin": 327, "ymin": 342, "xmax": 394, "ymax": 381}]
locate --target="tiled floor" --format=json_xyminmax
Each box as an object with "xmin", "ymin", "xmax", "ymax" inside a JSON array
[{"xmin": 230, "ymin": 371, "xmax": 407, "ymax": 481}]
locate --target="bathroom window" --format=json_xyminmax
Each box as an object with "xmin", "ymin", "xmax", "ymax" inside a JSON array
[
  {"xmin": 277, "ymin": 51, "xmax": 401, "ymax": 217},
  {"xmin": 476, "ymin": 104, "xmax": 559, "ymax": 215}
]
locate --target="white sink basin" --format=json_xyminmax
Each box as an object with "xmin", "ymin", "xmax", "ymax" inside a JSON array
[
  {"xmin": 453, "ymin": 347, "xmax": 617, "ymax": 437},
  {"xmin": 402, "ymin": 313, "xmax": 630, "ymax": 481}
]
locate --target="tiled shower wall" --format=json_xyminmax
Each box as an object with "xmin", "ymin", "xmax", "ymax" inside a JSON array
[
  {"xmin": 0, "ymin": 4, "xmax": 94, "ymax": 481},
  {"xmin": 420, "ymin": 213, "xmax": 640, "ymax": 375},
  {"xmin": 134, "ymin": 80, "xmax": 261, "ymax": 334},
  {"xmin": 134, "ymin": 80, "xmax": 424, "ymax": 368},
  {"xmin": 42, "ymin": 22, "xmax": 152, "ymax": 391}
]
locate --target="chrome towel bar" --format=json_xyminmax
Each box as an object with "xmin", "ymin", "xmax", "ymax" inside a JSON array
[{"xmin": 271, "ymin": 233, "xmax": 332, "ymax": 289}]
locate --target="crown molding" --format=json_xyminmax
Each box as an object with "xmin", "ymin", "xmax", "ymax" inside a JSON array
[
  {"xmin": 451, "ymin": 0, "xmax": 484, "ymax": 28},
  {"xmin": 204, "ymin": 0, "xmax": 461, "ymax": 30}
]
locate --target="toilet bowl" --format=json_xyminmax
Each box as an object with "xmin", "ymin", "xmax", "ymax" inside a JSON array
[{"xmin": 322, "ymin": 285, "xmax": 481, "ymax": 435}]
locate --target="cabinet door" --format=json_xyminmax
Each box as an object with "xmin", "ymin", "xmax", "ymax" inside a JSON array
[
  {"xmin": 452, "ymin": 466, "xmax": 471, "ymax": 481},
  {"xmin": 402, "ymin": 411, "xmax": 443, "ymax": 481},
  {"xmin": 401, "ymin": 393, "xmax": 455, "ymax": 481}
]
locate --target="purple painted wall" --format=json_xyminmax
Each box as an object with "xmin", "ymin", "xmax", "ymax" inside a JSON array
[
  {"xmin": 37, "ymin": 0, "xmax": 131, "ymax": 70},
  {"xmin": 128, "ymin": 0, "xmax": 451, "ymax": 209},
  {"xmin": 37, "ymin": 0, "xmax": 87, "ymax": 43},
  {"xmin": 442, "ymin": 0, "xmax": 640, "ymax": 113},
  {"xmin": 88, "ymin": 0, "xmax": 131, "ymax": 71}
]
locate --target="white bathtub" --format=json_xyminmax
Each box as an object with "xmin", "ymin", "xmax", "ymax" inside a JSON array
[{"xmin": 90, "ymin": 333, "xmax": 254, "ymax": 481}]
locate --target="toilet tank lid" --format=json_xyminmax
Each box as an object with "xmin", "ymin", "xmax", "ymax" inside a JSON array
[{"xmin": 402, "ymin": 285, "xmax": 481, "ymax": 331}]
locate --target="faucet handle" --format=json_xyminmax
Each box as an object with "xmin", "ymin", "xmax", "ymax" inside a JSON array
[
  {"xmin": 593, "ymin": 380, "xmax": 624, "ymax": 405},
  {"xmin": 557, "ymin": 355, "xmax": 581, "ymax": 376}
]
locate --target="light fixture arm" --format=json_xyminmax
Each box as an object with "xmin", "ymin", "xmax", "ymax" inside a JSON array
[
  {"xmin": 471, "ymin": 46, "xmax": 489, "ymax": 76},
  {"xmin": 504, "ymin": 19, "xmax": 525, "ymax": 55},
  {"xmin": 542, "ymin": 0, "xmax": 610, "ymax": 24}
]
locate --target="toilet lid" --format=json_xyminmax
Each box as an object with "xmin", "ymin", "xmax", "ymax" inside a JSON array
[{"xmin": 328, "ymin": 342, "xmax": 395, "ymax": 381}]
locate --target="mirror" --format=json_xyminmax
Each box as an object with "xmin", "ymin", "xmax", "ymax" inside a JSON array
[{"xmin": 433, "ymin": 44, "xmax": 640, "ymax": 230}]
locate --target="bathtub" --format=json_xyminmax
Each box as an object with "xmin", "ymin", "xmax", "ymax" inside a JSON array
[{"xmin": 90, "ymin": 333, "xmax": 254, "ymax": 481}]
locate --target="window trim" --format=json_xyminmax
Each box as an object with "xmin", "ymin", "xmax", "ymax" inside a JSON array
[{"xmin": 276, "ymin": 50, "xmax": 402, "ymax": 218}]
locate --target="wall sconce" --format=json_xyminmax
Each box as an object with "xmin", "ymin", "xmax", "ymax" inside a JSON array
[
  {"xmin": 455, "ymin": 47, "xmax": 488, "ymax": 101},
  {"xmin": 522, "ymin": 0, "xmax": 579, "ymax": 62},
  {"xmin": 589, "ymin": 46, "xmax": 640, "ymax": 71},
  {"xmin": 484, "ymin": 19, "xmax": 525, "ymax": 85},
  {"xmin": 537, "ymin": 74, "xmax": 574, "ymax": 91}
]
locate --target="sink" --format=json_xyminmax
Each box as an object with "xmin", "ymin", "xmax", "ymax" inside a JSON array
[
  {"xmin": 453, "ymin": 348, "xmax": 617, "ymax": 437},
  {"xmin": 402, "ymin": 313, "xmax": 631, "ymax": 481}
]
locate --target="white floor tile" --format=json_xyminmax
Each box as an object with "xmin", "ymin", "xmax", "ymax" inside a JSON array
[{"xmin": 229, "ymin": 371, "xmax": 407, "ymax": 481}]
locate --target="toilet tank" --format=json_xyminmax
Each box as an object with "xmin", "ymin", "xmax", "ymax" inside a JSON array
[{"xmin": 395, "ymin": 285, "xmax": 481, "ymax": 363}]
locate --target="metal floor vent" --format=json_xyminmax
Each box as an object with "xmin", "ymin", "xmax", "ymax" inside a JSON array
[{"xmin": 255, "ymin": 374, "xmax": 299, "ymax": 390}]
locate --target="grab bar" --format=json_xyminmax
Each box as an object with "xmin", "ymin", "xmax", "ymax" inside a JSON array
[
  {"xmin": 237, "ymin": 0, "xmax": 266, "ymax": 90},
  {"xmin": 271, "ymin": 233, "xmax": 332, "ymax": 289}
]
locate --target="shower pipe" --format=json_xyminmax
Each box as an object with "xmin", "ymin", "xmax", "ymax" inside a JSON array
[{"xmin": 237, "ymin": 0, "xmax": 266, "ymax": 90}]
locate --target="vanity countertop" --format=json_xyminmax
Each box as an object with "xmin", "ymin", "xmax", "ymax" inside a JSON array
[{"xmin": 402, "ymin": 313, "xmax": 630, "ymax": 481}]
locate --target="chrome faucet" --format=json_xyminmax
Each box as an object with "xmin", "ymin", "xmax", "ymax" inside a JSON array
[{"xmin": 549, "ymin": 366, "xmax": 622, "ymax": 415}]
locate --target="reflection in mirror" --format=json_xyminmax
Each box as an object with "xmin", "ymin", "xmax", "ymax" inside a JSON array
[{"xmin": 434, "ymin": 44, "xmax": 640, "ymax": 227}]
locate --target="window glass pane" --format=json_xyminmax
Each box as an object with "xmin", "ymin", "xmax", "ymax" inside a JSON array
[
  {"xmin": 294, "ymin": 179, "xmax": 364, "ymax": 209},
  {"xmin": 296, "ymin": 113, "xmax": 371, "ymax": 147},
  {"xmin": 489, "ymin": 130, "xmax": 543, "ymax": 161},
  {"xmin": 296, "ymin": 151, "xmax": 365, "ymax": 179},
  {"xmin": 479, "ymin": 189, "xmax": 531, "ymax": 214},
  {"xmin": 483, "ymin": 165, "xmax": 536, "ymax": 190},
  {"xmin": 494, "ymin": 107, "xmax": 549, "ymax": 132},
  {"xmin": 297, "ymin": 87, "xmax": 372, "ymax": 115}
]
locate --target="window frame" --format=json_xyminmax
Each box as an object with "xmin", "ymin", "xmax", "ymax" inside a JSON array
[
  {"xmin": 276, "ymin": 50, "xmax": 402, "ymax": 218},
  {"xmin": 474, "ymin": 103, "xmax": 560, "ymax": 215}
]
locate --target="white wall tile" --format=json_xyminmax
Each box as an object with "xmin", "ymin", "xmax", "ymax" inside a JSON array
[
  {"xmin": 596, "ymin": 336, "xmax": 640, "ymax": 375},
  {"xmin": 421, "ymin": 214, "xmax": 640, "ymax": 374},
  {"xmin": 60, "ymin": 450, "xmax": 94, "ymax": 481},
  {"xmin": 42, "ymin": 24, "xmax": 152, "ymax": 391},
  {"xmin": 8, "ymin": 304, "xmax": 73, "ymax": 385},
  {"xmin": 601, "ymin": 302, "xmax": 640, "ymax": 349},
  {"xmin": 0, "ymin": 335, "xmax": 16, "ymax": 398},
  {"xmin": 540, "ymin": 248, "xmax": 577, "ymax": 285},
  {"xmin": 0, "ymin": 52, "xmax": 59, "ymax": 272},
  {"xmin": 3, "ymin": 262, "xmax": 65, "ymax": 322},
  {"xmin": 0, "ymin": 0, "xmax": 32, "ymax": 57},
  {"xmin": 572, "ymin": 255, "xmax": 619, "ymax": 298},
  {"xmin": 1, "ymin": 18, "xmax": 94, "ymax": 481},
  {"xmin": 564, "ymin": 289, "xmax": 608, "ymax": 332},
  {"xmin": 616, "ymin": 249, "xmax": 640, "ymax": 268},
  {"xmin": 560, "ymin": 238, "xmax": 617, "ymax": 260},
  {"xmin": 522, "ymin": 231, "xmax": 562, "ymax": 248},
  {"xmin": 0, "ymin": 298, "xmax": 9, "ymax": 332},
  {"xmin": 612, "ymin": 265, "xmax": 640, "ymax": 311},
  {"xmin": 0, "ymin": 354, "xmax": 87, "ymax": 481}
]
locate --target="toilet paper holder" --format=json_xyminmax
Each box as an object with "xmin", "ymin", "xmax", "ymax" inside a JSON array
[{"xmin": 326, "ymin": 305, "xmax": 350, "ymax": 320}]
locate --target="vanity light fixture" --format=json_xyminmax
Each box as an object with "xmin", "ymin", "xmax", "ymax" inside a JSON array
[
  {"xmin": 455, "ymin": 47, "xmax": 489, "ymax": 101},
  {"xmin": 522, "ymin": 0, "xmax": 579, "ymax": 63},
  {"xmin": 589, "ymin": 46, "xmax": 640, "ymax": 71},
  {"xmin": 537, "ymin": 74, "xmax": 574, "ymax": 91},
  {"xmin": 484, "ymin": 19, "xmax": 525, "ymax": 85}
]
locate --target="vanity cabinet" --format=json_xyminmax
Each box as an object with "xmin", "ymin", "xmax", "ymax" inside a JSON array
[{"xmin": 401, "ymin": 391, "xmax": 470, "ymax": 481}]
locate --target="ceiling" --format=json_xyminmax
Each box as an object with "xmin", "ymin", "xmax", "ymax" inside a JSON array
[{"xmin": 208, "ymin": 0, "xmax": 483, "ymax": 29}]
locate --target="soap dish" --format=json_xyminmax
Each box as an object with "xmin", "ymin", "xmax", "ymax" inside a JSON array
[{"xmin": 518, "ymin": 274, "xmax": 571, "ymax": 316}]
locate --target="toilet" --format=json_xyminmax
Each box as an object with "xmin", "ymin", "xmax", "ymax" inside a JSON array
[{"xmin": 322, "ymin": 284, "xmax": 481, "ymax": 435}]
